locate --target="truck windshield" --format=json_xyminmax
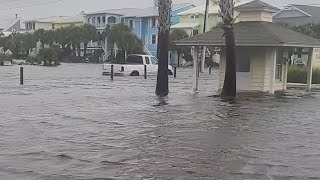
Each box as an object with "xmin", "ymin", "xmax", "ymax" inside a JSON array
[
  {"xmin": 151, "ymin": 57, "xmax": 158, "ymax": 65},
  {"xmin": 126, "ymin": 55, "xmax": 143, "ymax": 64}
]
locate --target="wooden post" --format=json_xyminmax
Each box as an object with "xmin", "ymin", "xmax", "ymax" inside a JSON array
[
  {"xmin": 111, "ymin": 65, "xmax": 114, "ymax": 80},
  {"xmin": 192, "ymin": 47, "xmax": 199, "ymax": 92},
  {"xmin": 307, "ymin": 48, "xmax": 314, "ymax": 92},
  {"xmin": 209, "ymin": 65, "xmax": 212, "ymax": 74},
  {"xmin": 20, "ymin": 67, "xmax": 23, "ymax": 85},
  {"xmin": 201, "ymin": 46, "xmax": 206, "ymax": 73},
  {"xmin": 174, "ymin": 66, "xmax": 177, "ymax": 78},
  {"xmin": 269, "ymin": 48, "xmax": 277, "ymax": 94},
  {"xmin": 144, "ymin": 65, "xmax": 147, "ymax": 79}
]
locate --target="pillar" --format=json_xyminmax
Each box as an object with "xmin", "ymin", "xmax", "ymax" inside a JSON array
[
  {"xmin": 269, "ymin": 48, "xmax": 277, "ymax": 94},
  {"xmin": 201, "ymin": 46, "xmax": 206, "ymax": 73},
  {"xmin": 192, "ymin": 46, "xmax": 199, "ymax": 92},
  {"xmin": 307, "ymin": 48, "xmax": 314, "ymax": 92}
]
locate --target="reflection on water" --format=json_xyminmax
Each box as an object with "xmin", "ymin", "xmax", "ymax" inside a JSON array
[{"xmin": 0, "ymin": 64, "xmax": 320, "ymax": 180}]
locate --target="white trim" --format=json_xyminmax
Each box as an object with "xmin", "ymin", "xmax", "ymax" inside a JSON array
[
  {"xmin": 273, "ymin": 5, "xmax": 312, "ymax": 17},
  {"xmin": 173, "ymin": 3, "xmax": 194, "ymax": 12},
  {"xmin": 307, "ymin": 48, "xmax": 314, "ymax": 92},
  {"xmin": 269, "ymin": 48, "xmax": 277, "ymax": 94},
  {"xmin": 150, "ymin": 34, "xmax": 157, "ymax": 44}
]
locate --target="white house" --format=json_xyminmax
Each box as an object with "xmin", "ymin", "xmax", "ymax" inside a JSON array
[{"xmin": 176, "ymin": 0, "xmax": 320, "ymax": 94}]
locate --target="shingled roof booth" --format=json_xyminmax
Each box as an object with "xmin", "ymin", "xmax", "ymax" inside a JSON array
[{"xmin": 176, "ymin": 0, "xmax": 320, "ymax": 94}]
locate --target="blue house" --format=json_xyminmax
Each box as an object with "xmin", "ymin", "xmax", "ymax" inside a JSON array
[
  {"xmin": 85, "ymin": 4, "xmax": 194, "ymax": 59},
  {"xmin": 122, "ymin": 3, "xmax": 195, "ymax": 56}
]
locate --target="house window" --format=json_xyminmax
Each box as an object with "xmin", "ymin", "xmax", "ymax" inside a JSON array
[
  {"xmin": 52, "ymin": 24, "xmax": 55, "ymax": 30},
  {"xmin": 151, "ymin": 34, "xmax": 157, "ymax": 44},
  {"xmin": 275, "ymin": 49, "xmax": 284, "ymax": 80},
  {"xmin": 151, "ymin": 17, "xmax": 157, "ymax": 28},
  {"xmin": 97, "ymin": 17, "xmax": 101, "ymax": 24},
  {"xmin": 191, "ymin": 15, "xmax": 199, "ymax": 19},
  {"xmin": 121, "ymin": 18, "xmax": 125, "ymax": 23},
  {"xmin": 129, "ymin": 20, "xmax": 134, "ymax": 28},
  {"xmin": 102, "ymin": 16, "xmax": 106, "ymax": 23},
  {"xmin": 145, "ymin": 57, "xmax": 150, "ymax": 64},
  {"xmin": 108, "ymin": 16, "xmax": 117, "ymax": 24},
  {"xmin": 193, "ymin": 29, "xmax": 198, "ymax": 36},
  {"xmin": 236, "ymin": 48, "xmax": 251, "ymax": 72}
]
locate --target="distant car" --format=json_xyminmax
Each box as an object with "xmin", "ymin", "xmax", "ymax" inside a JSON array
[{"xmin": 102, "ymin": 54, "xmax": 173, "ymax": 76}]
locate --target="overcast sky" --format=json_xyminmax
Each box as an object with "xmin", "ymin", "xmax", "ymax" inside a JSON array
[
  {"xmin": 1, "ymin": 0, "xmax": 320, "ymax": 24},
  {"xmin": 0, "ymin": 0, "xmax": 203, "ymax": 21}
]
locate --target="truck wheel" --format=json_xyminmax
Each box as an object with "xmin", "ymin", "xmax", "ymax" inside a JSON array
[
  {"xmin": 130, "ymin": 71, "xmax": 140, "ymax": 76},
  {"xmin": 168, "ymin": 70, "xmax": 173, "ymax": 75}
]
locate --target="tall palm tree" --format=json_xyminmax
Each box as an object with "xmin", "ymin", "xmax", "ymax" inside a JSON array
[
  {"xmin": 79, "ymin": 24, "xmax": 98, "ymax": 60},
  {"xmin": 219, "ymin": 0, "xmax": 237, "ymax": 98},
  {"xmin": 156, "ymin": 0, "xmax": 172, "ymax": 98}
]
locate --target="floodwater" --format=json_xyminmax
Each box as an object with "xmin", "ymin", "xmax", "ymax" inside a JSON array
[{"xmin": 0, "ymin": 64, "xmax": 320, "ymax": 180}]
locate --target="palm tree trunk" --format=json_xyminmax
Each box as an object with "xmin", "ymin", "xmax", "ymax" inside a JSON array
[
  {"xmin": 221, "ymin": 26, "xmax": 236, "ymax": 97},
  {"xmin": 156, "ymin": 0, "xmax": 172, "ymax": 97},
  {"xmin": 220, "ymin": 0, "xmax": 237, "ymax": 98},
  {"xmin": 84, "ymin": 42, "xmax": 88, "ymax": 61}
]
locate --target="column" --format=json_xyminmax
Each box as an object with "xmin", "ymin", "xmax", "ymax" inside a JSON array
[
  {"xmin": 269, "ymin": 48, "xmax": 277, "ymax": 94},
  {"xmin": 307, "ymin": 48, "xmax": 314, "ymax": 92},
  {"xmin": 193, "ymin": 46, "xmax": 199, "ymax": 92},
  {"xmin": 201, "ymin": 46, "xmax": 206, "ymax": 73}
]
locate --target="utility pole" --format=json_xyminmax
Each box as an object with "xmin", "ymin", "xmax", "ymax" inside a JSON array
[{"xmin": 201, "ymin": 0, "xmax": 210, "ymax": 73}]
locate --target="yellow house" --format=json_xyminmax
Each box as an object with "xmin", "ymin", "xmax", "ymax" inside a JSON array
[
  {"xmin": 176, "ymin": 0, "xmax": 320, "ymax": 94},
  {"xmin": 171, "ymin": 3, "xmax": 241, "ymax": 36},
  {"xmin": 24, "ymin": 14, "xmax": 85, "ymax": 32}
]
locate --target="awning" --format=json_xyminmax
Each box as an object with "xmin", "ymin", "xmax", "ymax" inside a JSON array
[{"xmin": 171, "ymin": 23, "xmax": 199, "ymax": 29}]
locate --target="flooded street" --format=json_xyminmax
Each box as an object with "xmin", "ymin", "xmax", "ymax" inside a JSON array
[{"xmin": 0, "ymin": 64, "xmax": 320, "ymax": 180}]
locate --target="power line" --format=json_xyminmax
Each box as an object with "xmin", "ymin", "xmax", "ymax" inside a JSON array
[{"xmin": 0, "ymin": 0, "xmax": 64, "ymax": 11}]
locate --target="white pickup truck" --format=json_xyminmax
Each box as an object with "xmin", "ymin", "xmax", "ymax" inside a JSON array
[{"xmin": 102, "ymin": 54, "xmax": 173, "ymax": 76}]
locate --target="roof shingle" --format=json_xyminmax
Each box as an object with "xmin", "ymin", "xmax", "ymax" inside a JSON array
[{"xmin": 176, "ymin": 21, "xmax": 320, "ymax": 47}]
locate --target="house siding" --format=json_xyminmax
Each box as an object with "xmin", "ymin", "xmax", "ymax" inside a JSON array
[
  {"xmin": 219, "ymin": 47, "xmax": 286, "ymax": 93},
  {"xmin": 171, "ymin": 4, "xmax": 195, "ymax": 25},
  {"xmin": 250, "ymin": 48, "xmax": 266, "ymax": 91},
  {"xmin": 239, "ymin": 11, "xmax": 272, "ymax": 22}
]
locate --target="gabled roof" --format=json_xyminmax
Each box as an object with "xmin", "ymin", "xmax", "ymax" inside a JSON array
[
  {"xmin": 273, "ymin": 4, "xmax": 320, "ymax": 25},
  {"xmin": 176, "ymin": 21, "xmax": 320, "ymax": 47},
  {"xmin": 178, "ymin": 1, "xmax": 248, "ymax": 16},
  {"xmin": 0, "ymin": 18, "xmax": 22, "ymax": 32},
  {"xmin": 288, "ymin": 4, "xmax": 320, "ymax": 17},
  {"xmin": 25, "ymin": 14, "xmax": 85, "ymax": 24},
  {"xmin": 86, "ymin": 3, "xmax": 193, "ymax": 17},
  {"xmin": 235, "ymin": 0, "xmax": 279, "ymax": 12}
]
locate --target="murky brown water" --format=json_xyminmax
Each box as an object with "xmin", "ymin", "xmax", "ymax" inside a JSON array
[{"xmin": 0, "ymin": 64, "xmax": 320, "ymax": 180}]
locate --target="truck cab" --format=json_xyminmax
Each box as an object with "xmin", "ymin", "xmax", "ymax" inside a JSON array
[{"xmin": 102, "ymin": 54, "xmax": 173, "ymax": 76}]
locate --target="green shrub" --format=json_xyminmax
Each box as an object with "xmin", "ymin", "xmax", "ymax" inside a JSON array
[
  {"xmin": 38, "ymin": 47, "xmax": 60, "ymax": 66},
  {"xmin": 287, "ymin": 66, "xmax": 320, "ymax": 84},
  {"xmin": 0, "ymin": 54, "xmax": 13, "ymax": 65}
]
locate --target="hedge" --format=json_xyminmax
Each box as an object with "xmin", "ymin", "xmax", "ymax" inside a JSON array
[{"xmin": 287, "ymin": 66, "xmax": 320, "ymax": 84}]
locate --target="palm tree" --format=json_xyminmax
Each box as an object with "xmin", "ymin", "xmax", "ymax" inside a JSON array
[
  {"xmin": 79, "ymin": 24, "xmax": 98, "ymax": 60},
  {"xmin": 219, "ymin": 0, "xmax": 237, "ymax": 98},
  {"xmin": 156, "ymin": 0, "xmax": 172, "ymax": 98},
  {"xmin": 108, "ymin": 24, "xmax": 144, "ymax": 60}
]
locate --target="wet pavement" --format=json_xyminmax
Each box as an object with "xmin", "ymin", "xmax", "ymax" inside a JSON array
[{"xmin": 0, "ymin": 64, "xmax": 320, "ymax": 180}]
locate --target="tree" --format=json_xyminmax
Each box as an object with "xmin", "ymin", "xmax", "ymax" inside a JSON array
[
  {"xmin": 290, "ymin": 24, "xmax": 320, "ymax": 39},
  {"xmin": 38, "ymin": 46, "xmax": 60, "ymax": 66},
  {"xmin": 156, "ymin": 0, "xmax": 172, "ymax": 98},
  {"xmin": 108, "ymin": 24, "xmax": 144, "ymax": 60},
  {"xmin": 169, "ymin": 29, "xmax": 190, "ymax": 66},
  {"xmin": 218, "ymin": 0, "xmax": 237, "ymax": 98},
  {"xmin": 79, "ymin": 24, "xmax": 98, "ymax": 60}
]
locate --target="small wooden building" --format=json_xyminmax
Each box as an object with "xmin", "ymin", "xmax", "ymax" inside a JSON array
[{"xmin": 176, "ymin": 0, "xmax": 320, "ymax": 94}]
